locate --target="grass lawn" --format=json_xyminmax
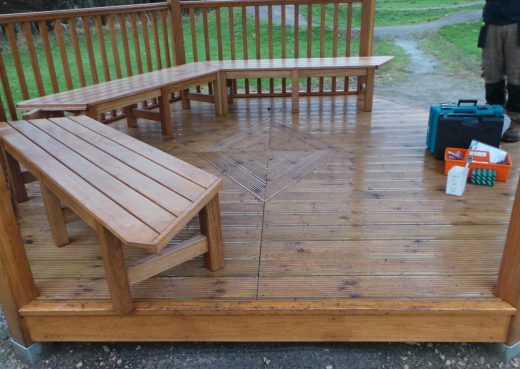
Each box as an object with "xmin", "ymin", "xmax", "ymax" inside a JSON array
[{"xmin": 420, "ymin": 21, "xmax": 482, "ymax": 80}]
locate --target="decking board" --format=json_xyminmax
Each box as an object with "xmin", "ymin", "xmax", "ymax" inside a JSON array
[{"xmin": 16, "ymin": 96, "xmax": 518, "ymax": 302}]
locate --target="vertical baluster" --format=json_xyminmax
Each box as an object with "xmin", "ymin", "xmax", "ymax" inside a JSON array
[
  {"xmin": 344, "ymin": 3, "xmax": 353, "ymax": 92},
  {"xmin": 107, "ymin": 15, "xmax": 122, "ymax": 79},
  {"xmin": 294, "ymin": 3, "xmax": 299, "ymax": 58},
  {"xmin": 54, "ymin": 19, "xmax": 74, "ymax": 90},
  {"xmin": 151, "ymin": 11, "xmax": 162, "ymax": 69},
  {"xmin": 95, "ymin": 15, "xmax": 111, "ymax": 82},
  {"xmin": 228, "ymin": 7, "xmax": 237, "ymax": 97},
  {"xmin": 331, "ymin": 3, "xmax": 339, "ymax": 92},
  {"xmin": 202, "ymin": 8, "xmax": 212, "ymax": 94},
  {"xmin": 189, "ymin": 8, "xmax": 198, "ymax": 63},
  {"xmin": 0, "ymin": 94, "xmax": 6, "ymax": 122},
  {"xmin": 81, "ymin": 16, "xmax": 99, "ymax": 84},
  {"xmin": 189, "ymin": 8, "xmax": 201, "ymax": 93},
  {"xmin": 215, "ymin": 8, "xmax": 223, "ymax": 61},
  {"xmin": 319, "ymin": 3, "xmax": 325, "ymax": 93},
  {"xmin": 119, "ymin": 14, "xmax": 133, "ymax": 76},
  {"xmin": 38, "ymin": 20, "xmax": 59, "ymax": 92},
  {"xmin": 140, "ymin": 12, "xmax": 153, "ymax": 72},
  {"xmin": 0, "ymin": 50, "xmax": 18, "ymax": 120},
  {"xmin": 254, "ymin": 5, "xmax": 261, "ymax": 94},
  {"xmin": 68, "ymin": 18, "xmax": 86, "ymax": 87},
  {"xmin": 130, "ymin": 13, "xmax": 144, "ymax": 75},
  {"xmin": 241, "ymin": 6, "xmax": 249, "ymax": 94},
  {"xmin": 281, "ymin": 4, "xmax": 286, "ymax": 94},
  {"xmin": 6, "ymin": 24, "xmax": 29, "ymax": 99},
  {"xmin": 293, "ymin": 3, "xmax": 299, "ymax": 100},
  {"xmin": 22, "ymin": 22, "xmax": 45, "ymax": 96},
  {"xmin": 107, "ymin": 15, "xmax": 122, "ymax": 117},
  {"xmin": 228, "ymin": 8, "xmax": 236, "ymax": 60},
  {"xmin": 268, "ymin": 5, "xmax": 274, "ymax": 94},
  {"xmin": 160, "ymin": 10, "xmax": 172, "ymax": 68},
  {"xmin": 306, "ymin": 4, "xmax": 313, "ymax": 93}
]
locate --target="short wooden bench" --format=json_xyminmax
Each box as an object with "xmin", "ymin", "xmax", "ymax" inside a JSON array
[
  {"xmin": 0, "ymin": 116, "xmax": 224, "ymax": 313},
  {"xmin": 212, "ymin": 56, "xmax": 394, "ymax": 113},
  {"xmin": 16, "ymin": 63, "xmax": 225, "ymax": 136}
]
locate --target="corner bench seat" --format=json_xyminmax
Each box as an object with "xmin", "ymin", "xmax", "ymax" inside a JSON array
[
  {"xmin": 16, "ymin": 56, "xmax": 393, "ymax": 135},
  {"xmin": 0, "ymin": 115, "xmax": 224, "ymax": 313}
]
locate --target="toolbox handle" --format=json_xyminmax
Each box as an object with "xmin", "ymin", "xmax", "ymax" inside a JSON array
[
  {"xmin": 445, "ymin": 113, "xmax": 496, "ymax": 118},
  {"xmin": 457, "ymin": 99, "xmax": 478, "ymax": 106}
]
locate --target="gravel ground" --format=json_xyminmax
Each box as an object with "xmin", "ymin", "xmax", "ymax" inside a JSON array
[{"xmin": 1, "ymin": 6, "xmax": 519, "ymax": 368}]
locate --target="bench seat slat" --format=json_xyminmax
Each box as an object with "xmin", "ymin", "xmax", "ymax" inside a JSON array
[
  {"xmin": 49, "ymin": 117, "xmax": 206, "ymax": 202},
  {"xmin": 9, "ymin": 120, "xmax": 176, "ymax": 234},
  {"xmin": 0, "ymin": 123, "xmax": 159, "ymax": 247},
  {"xmin": 70, "ymin": 115, "xmax": 220, "ymax": 188},
  {"xmin": 30, "ymin": 118, "xmax": 191, "ymax": 217}
]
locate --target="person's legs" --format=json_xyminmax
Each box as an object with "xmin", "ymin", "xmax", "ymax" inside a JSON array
[
  {"xmin": 483, "ymin": 25, "xmax": 506, "ymax": 104},
  {"xmin": 503, "ymin": 23, "xmax": 520, "ymax": 142}
]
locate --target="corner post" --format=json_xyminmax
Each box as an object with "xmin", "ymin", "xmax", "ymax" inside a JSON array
[
  {"xmin": 168, "ymin": 0, "xmax": 190, "ymax": 109},
  {"xmin": 496, "ymin": 178, "xmax": 520, "ymax": 346},
  {"xmin": 0, "ymin": 159, "xmax": 38, "ymax": 347},
  {"xmin": 359, "ymin": 0, "xmax": 376, "ymax": 57},
  {"xmin": 358, "ymin": 0, "xmax": 376, "ymax": 102}
]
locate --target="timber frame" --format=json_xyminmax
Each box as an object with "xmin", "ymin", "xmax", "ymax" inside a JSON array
[{"xmin": 0, "ymin": 0, "xmax": 520, "ymax": 349}]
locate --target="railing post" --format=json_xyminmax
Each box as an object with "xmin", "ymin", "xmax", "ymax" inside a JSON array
[
  {"xmin": 168, "ymin": 0, "xmax": 186, "ymax": 66},
  {"xmin": 496, "ymin": 178, "xmax": 520, "ymax": 346},
  {"xmin": 359, "ymin": 0, "xmax": 376, "ymax": 57},
  {"xmin": 0, "ymin": 153, "xmax": 38, "ymax": 347}
]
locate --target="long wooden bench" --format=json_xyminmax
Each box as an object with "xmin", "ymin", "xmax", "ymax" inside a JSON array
[
  {"xmin": 0, "ymin": 115, "xmax": 224, "ymax": 313},
  {"xmin": 17, "ymin": 63, "xmax": 225, "ymax": 136},
  {"xmin": 17, "ymin": 57, "xmax": 393, "ymax": 135}
]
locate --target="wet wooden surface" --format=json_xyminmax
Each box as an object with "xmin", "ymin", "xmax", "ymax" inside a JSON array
[{"xmin": 16, "ymin": 96, "xmax": 519, "ymax": 301}]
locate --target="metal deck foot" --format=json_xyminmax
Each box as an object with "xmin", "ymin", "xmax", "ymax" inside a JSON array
[
  {"xmin": 10, "ymin": 339, "xmax": 44, "ymax": 365},
  {"xmin": 487, "ymin": 342, "xmax": 520, "ymax": 362}
]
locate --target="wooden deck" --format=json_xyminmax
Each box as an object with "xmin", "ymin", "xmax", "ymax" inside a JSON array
[{"xmin": 16, "ymin": 96, "xmax": 518, "ymax": 304}]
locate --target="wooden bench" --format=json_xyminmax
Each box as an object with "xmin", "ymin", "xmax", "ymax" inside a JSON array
[
  {"xmin": 0, "ymin": 115, "xmax": 224, "ymax": 313},
  {"xmin": 212, "ymin": 56, "xmax": 394, "ymax": 113},
  {"xmin": 16, "ymin": 63, "xmax": 225, "ymax": 136},
  {"xmin": 17, "ymin": 57, "xmax": 392, "ymax": 135}
]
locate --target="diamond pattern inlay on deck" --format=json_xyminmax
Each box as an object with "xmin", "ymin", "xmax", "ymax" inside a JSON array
[{"xmin": 199, "ymin": 150, "xmax": 338, "ymax": 201}]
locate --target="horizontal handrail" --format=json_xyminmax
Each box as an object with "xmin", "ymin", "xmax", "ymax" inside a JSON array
[
  {"xmin": 0, "ymin": 3, "xmax": 170, "ymax": 24},
  {"xmin": 180, "ymin": 0, "xmax": 361, "ymax": 8}
]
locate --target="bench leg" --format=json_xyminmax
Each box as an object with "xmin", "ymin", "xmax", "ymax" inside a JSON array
[
  {"xmin": 123, "ymin": 104, "xmax": 138, "ymax": 128},
  {"xmin": 291, "ymin": 70, "xmax": 300, "ymax": 113},
  {"xmin": 159, "ymin": 88, "xmax": 174, "ymax": 136},
  {"xmin": 199, "ymin": 194, "xmax": 224, "ymax": 272},
  {"xmin": 41, "ymin": 184, "xmax": 69, "ymax": 247},
  {"xmin": 228, "ymin": 80, "xmax": 235, "ymax": 104},
  {"xmin": 86, "ymin": 108, "xmax": 100, "ymax": 121},
  {"xmin": 181, "ymin": 90, "xmax": 191, "ymax": 110},
  {"xmin": 4, "ymin": 152, "xmax": 27, "ymax": 203},
  {"xmin": 363, "ymin": 69, "xmax": 375, "ymax": 112},
  {"xmin": 357, "ymin": 76, "xmax": 365, "ymax": 104},
  {"xmin": 95, "ymin": 222, "xmax": 134, "ymax": 314},
  {"xmin": 215, "ymin": 72, "xmax": 228, "ymax": 115}
]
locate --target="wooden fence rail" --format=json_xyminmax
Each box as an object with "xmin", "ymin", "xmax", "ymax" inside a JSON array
[{"xmin": 0, "ymin": 0, "xmax": 375, "ymax": 121}]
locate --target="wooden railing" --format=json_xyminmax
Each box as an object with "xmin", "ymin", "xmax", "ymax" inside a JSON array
[
  {"xmin": 0, "ymin": 2, "xmax": 180, "ymax": 122},
  {"xmin": 0, "ymin": 0, "xmax": 375, "ymax": 122}
]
